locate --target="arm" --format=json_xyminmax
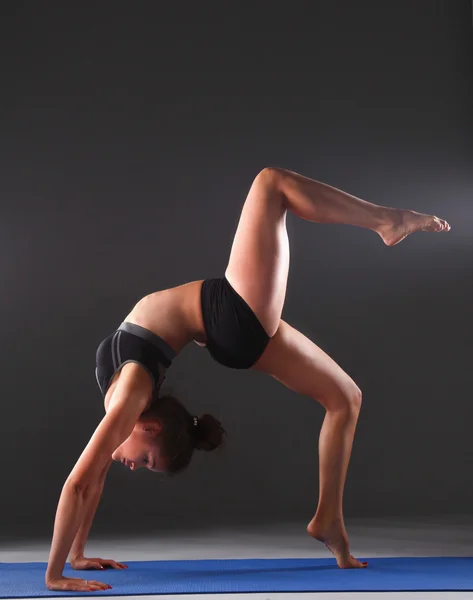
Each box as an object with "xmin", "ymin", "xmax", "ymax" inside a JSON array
[
  {"xmin": 45, "ymin": 363, "xmax": 152, "ymax": 585},
  {"xmin": 45, "ymin": 482, "xmax": 91, "ymax": 583},
  {"xmin": 69, "ymin": 460, "xmax": 111, "ymax": 563}
]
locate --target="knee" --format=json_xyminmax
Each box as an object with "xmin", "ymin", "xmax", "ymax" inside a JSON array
[
  {"xmin": 340, "ymin": 384, "xmax": 362, "ymax": 417},
  {"xmin": 255, "ymin": 167, "xmax": 285, "ymax": 189},
  {"xmin": 327, "ymin": 384, "xmax": 362, "ymax": 415},
  {"xmin": 349, "ymin": 385, "xmax": 362, "ymax": 413}
]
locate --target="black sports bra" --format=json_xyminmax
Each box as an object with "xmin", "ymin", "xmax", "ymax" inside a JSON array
[{"xmin": 95, "ymin": 322, "xmax": 177, "ymax": 398}]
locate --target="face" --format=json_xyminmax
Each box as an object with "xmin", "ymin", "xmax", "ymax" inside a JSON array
[{"xmin": 111, "ymin": 421, "xmax": 167, "ymax": 473}]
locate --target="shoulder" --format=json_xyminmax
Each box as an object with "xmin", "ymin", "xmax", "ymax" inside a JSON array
[{"xmin": 104, "ymin": 362, "xmax": 154, "ymax": 414}]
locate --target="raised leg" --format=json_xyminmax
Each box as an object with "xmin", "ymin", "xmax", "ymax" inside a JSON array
[
  {"xmin": 225, "ymin": 167, "xmax": 450, "ymax": 338},
  {"xmin": 273, "ymin": 167, "xmax": 450, "ymax": 244}
]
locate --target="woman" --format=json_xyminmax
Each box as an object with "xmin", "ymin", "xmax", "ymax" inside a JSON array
[{"xmin": 45, "ymin": 167, "xmax": 450, "ymax": 592}]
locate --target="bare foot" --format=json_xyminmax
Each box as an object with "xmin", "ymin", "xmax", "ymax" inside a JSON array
[
  {"xmin": 376, "ymin": 208, "xmax": 451, "ymax": 247},
  {"xmin": 307, "ymin": 518, "xmax": 368, "ymax": 569}
]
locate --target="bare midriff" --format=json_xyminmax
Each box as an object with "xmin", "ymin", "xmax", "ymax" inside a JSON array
[{"xmin": 124, "ymin": 279, "xmax": 208, "ymax": 352}]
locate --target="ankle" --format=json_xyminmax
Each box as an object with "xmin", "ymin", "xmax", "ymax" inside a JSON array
[
  {"xmin": 371, "ymin": 206, "xmax": 391, "ymax": 230},
  {"xmin": 379, "ymin": 206, "xmax": 403, "ymax": 229},
  {"xmin": 308, "ymin": 513, "xmax": 343, "ymax": 530}
]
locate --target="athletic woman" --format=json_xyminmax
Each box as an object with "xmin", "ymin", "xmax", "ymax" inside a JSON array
[{"xmin": 45, "ymin": 168, "xmax": 451, "ymax": 592}]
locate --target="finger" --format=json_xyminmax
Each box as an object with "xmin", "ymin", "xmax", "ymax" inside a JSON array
[
  {"xmin": 87, "ymin": 581, "xmax": 111, "ymax": 591},
  {"xmin": 89, "ymin": 586, "xmax": 110, "ymax": 591},
  {"xmin": 108, "ymin": 561, "xmax": 127, "ymax": 569}
]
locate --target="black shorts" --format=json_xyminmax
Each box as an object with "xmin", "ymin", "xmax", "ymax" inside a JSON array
[{"xmin": 200, "ymin": 276, "xmax": 271, "ymax": 369}]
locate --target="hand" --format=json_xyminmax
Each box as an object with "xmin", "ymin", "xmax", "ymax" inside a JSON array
[
  {"xmin": 71, "ymin": 556, "xmax": 128, "ymax": 571},
  {"xmin": 46, "ymin": 576, "xmax": 112, "ymax": 592}
]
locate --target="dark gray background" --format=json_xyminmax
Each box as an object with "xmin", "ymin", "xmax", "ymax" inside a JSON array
[{"xmin": 0, "ymin": 1, "xmax": 471, "ymax": 540}]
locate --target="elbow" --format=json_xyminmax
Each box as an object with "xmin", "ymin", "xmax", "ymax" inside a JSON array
[{"xmin": 64, "ymin": 478, "xmax": 88, "ymax": 495}]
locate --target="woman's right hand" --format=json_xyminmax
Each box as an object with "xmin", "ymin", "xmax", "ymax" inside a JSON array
[{"xmin": 46, "ymin": 576, "xmax": 112, "ymax": 592}]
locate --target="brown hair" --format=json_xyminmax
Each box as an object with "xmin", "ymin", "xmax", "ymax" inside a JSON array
[{"xmin": 142, "ymin": 391, "xmax": 226, "ymax": 475}]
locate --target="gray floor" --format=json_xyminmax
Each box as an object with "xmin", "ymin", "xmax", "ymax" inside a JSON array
[{"xmin": 2, "ymin": 516, "xmax": 473, "ymax": 600}]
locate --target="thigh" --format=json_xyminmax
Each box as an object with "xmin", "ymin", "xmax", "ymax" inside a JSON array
[
  {"xmin": 224, "ymin": 169, "xmax": 290, "ymax": 338},
  {"xmin": 251, "ymin": 319, "xmax": 361, "ymax": 411}
]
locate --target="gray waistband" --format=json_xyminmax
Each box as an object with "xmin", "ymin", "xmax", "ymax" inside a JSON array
[{"xmin": 118, "ymin": 321, "xmax": 177, "ymax": 364}]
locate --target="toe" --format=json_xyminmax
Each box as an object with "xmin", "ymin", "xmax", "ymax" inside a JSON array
[
  {"xmin": 439, "ymin": 218, "xmax": 450, "ymax": 231},
  {"xmin": 349, "ymin": 554, "xmax": 368, "ymax": 568}
]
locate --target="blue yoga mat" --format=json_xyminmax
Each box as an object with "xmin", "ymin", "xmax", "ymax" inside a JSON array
[{"xmin": 1, "ymin": 557, "xmax": 473, "ymax": 597}]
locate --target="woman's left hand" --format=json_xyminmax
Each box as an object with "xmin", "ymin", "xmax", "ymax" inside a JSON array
[{"xmin": 70, "ymin": 556, "xmax": 128, "ymax": 571}]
